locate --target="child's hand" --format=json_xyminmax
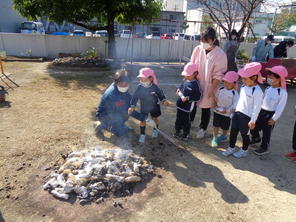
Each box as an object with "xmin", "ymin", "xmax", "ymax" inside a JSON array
[
  {"xmin": 128, "ymin": 107, "xmax": 135, "ymax": 115},
  {"xmin": 268, "ymin": 119, "xmax": 276, "ymax": 126},
  {"xmin": 181, "ymin": 96, "xmax": 188, "ymax": 102},
  {"xmin": 219, "ymin": 109, "xmax": 227, "ymax": 114},
  {"xmin": 248, "ymin": 122, "xmax": 255, "ymax": 130},
  {"xmin": 163, "ymin": 100, "xmax": 170, "ymax": 106}
]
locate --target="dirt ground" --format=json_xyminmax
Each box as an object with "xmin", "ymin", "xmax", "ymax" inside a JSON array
[{"xmin": 0, "ymin": 61, "xmax": 296, "ymax": 222}]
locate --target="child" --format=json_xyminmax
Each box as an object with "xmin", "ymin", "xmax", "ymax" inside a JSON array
[
  {"xmin": 212, "ymin": 71, "xmax": 239, "ymax": 147},
  {"xmin": 250, "ymin": 65, "xmax": 288, "ymax": 155},
  {"xmin": 174, "ymin": 62, "xmax": 201, "ymax": 141},
  {"xmin": 285, "ymin": 106, "xmax": 296, "ymax": 162},
  {"xmin": 222, "ymin": 62, "xmax": 264, "ymax": 158},
  {"xmin": 128, "ymin": 67, "xmax": 169, "ymax": 143}
]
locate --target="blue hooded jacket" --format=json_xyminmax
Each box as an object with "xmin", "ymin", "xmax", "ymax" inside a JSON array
[{"xmin": 96, "ymin": 83, "xmax": 131, "ymax": 122}]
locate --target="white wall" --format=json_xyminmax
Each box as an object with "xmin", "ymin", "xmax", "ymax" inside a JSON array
[{"xmin": 1, "ymin": 33, "xmax": 296, "ymax": 60}]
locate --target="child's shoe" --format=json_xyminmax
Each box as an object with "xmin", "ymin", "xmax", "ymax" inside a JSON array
[
  {"xmin": 146, "ymin": 118, "xmax": 156, "ymax": 128},
  {"xmin": 181, "ymin": 134, "xmax": 189, "ymax": 141},
  {"xmin": 222, "ymin": 147, "xmax": 236, "ymax": 156},
  {"xmin": 250, "ymin": 137, "xmax": 261, "ymax": 145},
  {"xmin": 196, "ymin": 128, "xmax": 205, "ymax": 139},
  {"xmin": 254, "ymin": 147, "xmax": 269, "ymax": 156},
  {"xmin": 152, "ymin": 128, "xmax": 159, "ymax": 138},
  {"xmin": 139, "ymin": 134, "xmax": 146, "ymax": 143},
  {"xmin": 173, "ymin": 131, "xmax": 181, "ymax": 139},
  {"xmin": 285, "ymin": 152, "xmax": 296, "ymax": 158},
  {"xmin": 211, "ymin": 138, "xmax": 218, "ymax": 148},
  {"xmin": 233, "ymin": 148, "xmax": 248, "ymax": 158},
  {"xmin": 216, "ymin": 135, "xmax": 227, "ymax": 143}
]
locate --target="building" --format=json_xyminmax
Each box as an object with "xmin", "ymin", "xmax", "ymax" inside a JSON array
[
  {"xmin": 185, "ymin": 0, "xmax": 262, "ymax": 36},
  {"xmin": 0, "ymin": 0, "xmax": 26, "ymax": 33},
  {"xmin": 279, "ymin": 1, "xmax": 296, "ymax": 13},
  {"xmin": 116, "ymin": 0, "xmax": 186, "ymax": 35}
]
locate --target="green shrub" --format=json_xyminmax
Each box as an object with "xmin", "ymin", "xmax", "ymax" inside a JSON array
[
  {"xmin": 237, "ymin": 49, "xmax": 250, "ymax": 63},
  {"xmin": 82, "ymin": 47, "xmax": 99, "ymax": 59}
]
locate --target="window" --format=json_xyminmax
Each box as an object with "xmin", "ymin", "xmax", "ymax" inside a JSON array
[
  {"xmin": 151, "ymin": 27, "xmax": 160, "ymax": 32},
  {"xmin": 169, "ymin": 14, "xmax": 177, "ymax": 20}
]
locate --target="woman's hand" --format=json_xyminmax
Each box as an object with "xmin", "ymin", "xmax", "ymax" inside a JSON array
[
  {"xmin": 268, "ymin": 119, "xmax": 276, "ymax": 126},
  {"xmin": 248, "ymin": 122, "xmax": 256, "ymax": 130},
  {"xmin": 128, "ymin": 107, "xmax": 135, "ymax": 115}
]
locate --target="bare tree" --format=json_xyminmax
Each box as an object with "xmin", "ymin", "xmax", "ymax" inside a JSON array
[{"xmin": 195, "ymin": 0, "xmax": 266, "ymax": 39}]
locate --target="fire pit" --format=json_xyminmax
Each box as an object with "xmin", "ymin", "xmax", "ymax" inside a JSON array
[{"xmin": 43, "ymin": 146, "xmax": 154, "ymax": 204}]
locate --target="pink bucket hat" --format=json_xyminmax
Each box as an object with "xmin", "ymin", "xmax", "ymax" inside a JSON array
[
  {"xmin": 266, "ymin": 65, "xmax": 288, "ymax": 89},
  {"xmin": 238, "ymin": 62, "xmax": 263, "ymax": 84},
  {"xmin": 137, "ymin": 67, "xmax": 158, "ymax": 85},
  {"xmin": 182, "ymin": 62, "xmax": 198, "ymax": 77},
  {"xmin": 223, "ymin": 71, "xmax": 239, "ymax": 83}
]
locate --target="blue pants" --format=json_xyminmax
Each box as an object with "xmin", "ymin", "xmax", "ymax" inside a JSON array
[{"xmin": 100, "ymin": 111, "xmax": 146, "ymax": 136}]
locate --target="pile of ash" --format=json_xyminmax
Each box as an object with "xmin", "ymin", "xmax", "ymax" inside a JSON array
[
  {"xmin": 52, "ymin": 57, "xmax": 107, "ymax": 68},
  {"xmin": 43, "ymin": 147, "xmax": 154, "ymax": 204}
]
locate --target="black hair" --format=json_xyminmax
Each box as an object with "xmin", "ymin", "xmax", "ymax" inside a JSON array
[
  {"xmin": 287, "ymin": 40, "xmax": 294, "ymax": 47},
  {"xmin": 250, "ymin": 75, "xmax": 259, "ymax": 84},
  {"xmin": 229, "ymin": 29, "xmax": 239, "ymax": 41},
  {"xmin": 267, "ymin": 71, "xmax": 280, "ymax": 79},
  {"xmin": 201, "ymin": 27, "xmax": 219, "ymax": 46},
  {"xmin": 267, "ymin": 35, "xmax": 274, "ymax": 41}
]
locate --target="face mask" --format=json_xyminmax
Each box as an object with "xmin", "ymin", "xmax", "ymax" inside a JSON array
[
  {"xmin": 201, "ymin": 42, "xmax": 211, "ymax": 50},
  {"xmin": 231, "ymin": 35, "xmax": 237, "ymax": 40},
  {"xmin": 267, "ymin": 78, "xmax": 274, "ymax": 86},
  {"xmin": 140, "ymin": 81, "xmax": 151, "ymax": 88},
  {"xmin": 117, "ymin": 86, "xmax": 129, "ymax": 93}
]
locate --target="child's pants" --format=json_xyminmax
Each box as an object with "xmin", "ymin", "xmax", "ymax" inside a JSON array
[
  {"xmin": 190, "ymin": 103, "xmax": 197, "ymax": 122},
  {"xmin": 175, "ymin": 109, "xmax": 191, "ymax": 135},
  {"xmin": 293, "ymin": 120, "xmax": 296, "ymax": 152},
  {"xmin": 229, "ymin": 112, "xmax": 251, "ymax": 150},
  {"xmin": 250, "ymin": 109, "xmax": 275, "ymax": 150}
]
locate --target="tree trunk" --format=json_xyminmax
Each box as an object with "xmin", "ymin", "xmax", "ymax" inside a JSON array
[{"xmin": 107, "ymin": 15, "xmax": 116, "ymax": 58}]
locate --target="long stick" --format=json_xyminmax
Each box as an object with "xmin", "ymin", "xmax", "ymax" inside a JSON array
[{"xmin": 155, "ymin": 127, "xmax": 187, "ymax": 150}]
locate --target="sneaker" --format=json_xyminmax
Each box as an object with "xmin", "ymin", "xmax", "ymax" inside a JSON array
[
  {"xmin": 233, "ymin": 148, "xmax": 248, "ymax": 158},
  {"xmin": 181, "ymin": 134, "xmax": 189, "ymax": 141},
  {"xmin": 285, "ymin": 152, "xmax": 296, "ymax": 158},
  {"xmin": 211, "ymin": 138, "xmax": 218, "ymax": 148},
  {"xmin": 196, "ymin": 129, "xmax": 205, "ymax": 139},
  {"xmin": 139, "ymin": 134, "xmax": 146, "ymax": 143},
  {"xmin": 254, "ymin": 147, "xmax": 269, "ymax": 156},
  {"xmin": 152, "ymin": 128, "xmax": 159, "ymax": 138},
  {"xmin": 222, "ymin": 147, "xmax": 236, "ymax": 156},
  {"xmin": 216, "ymin": 135, "xmax": 227, "ymax": 143},
  {"xmin": 146, "ymin": 118, "xmax": 156, "ymax": 128},
  {"xmin": 173, "ymin": 132, "xmax": 181, "ymax": 139},
  {"xmin": 250, "ymin": 138, "xmax": 261, "ymax": 145}
]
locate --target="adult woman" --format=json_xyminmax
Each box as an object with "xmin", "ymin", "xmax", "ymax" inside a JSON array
[
  {"xmin": 190, "ymin": 27, "xmax": 228, "ymax": 138},
  {"xmin": 224, "ymin": 29, "xmax": 240, "ymax": 71}
]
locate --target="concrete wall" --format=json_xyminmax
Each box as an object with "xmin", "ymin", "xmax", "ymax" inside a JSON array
[{"xmin": 1, "ymin": 33, "xmax": 296, "ymax": 60}]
